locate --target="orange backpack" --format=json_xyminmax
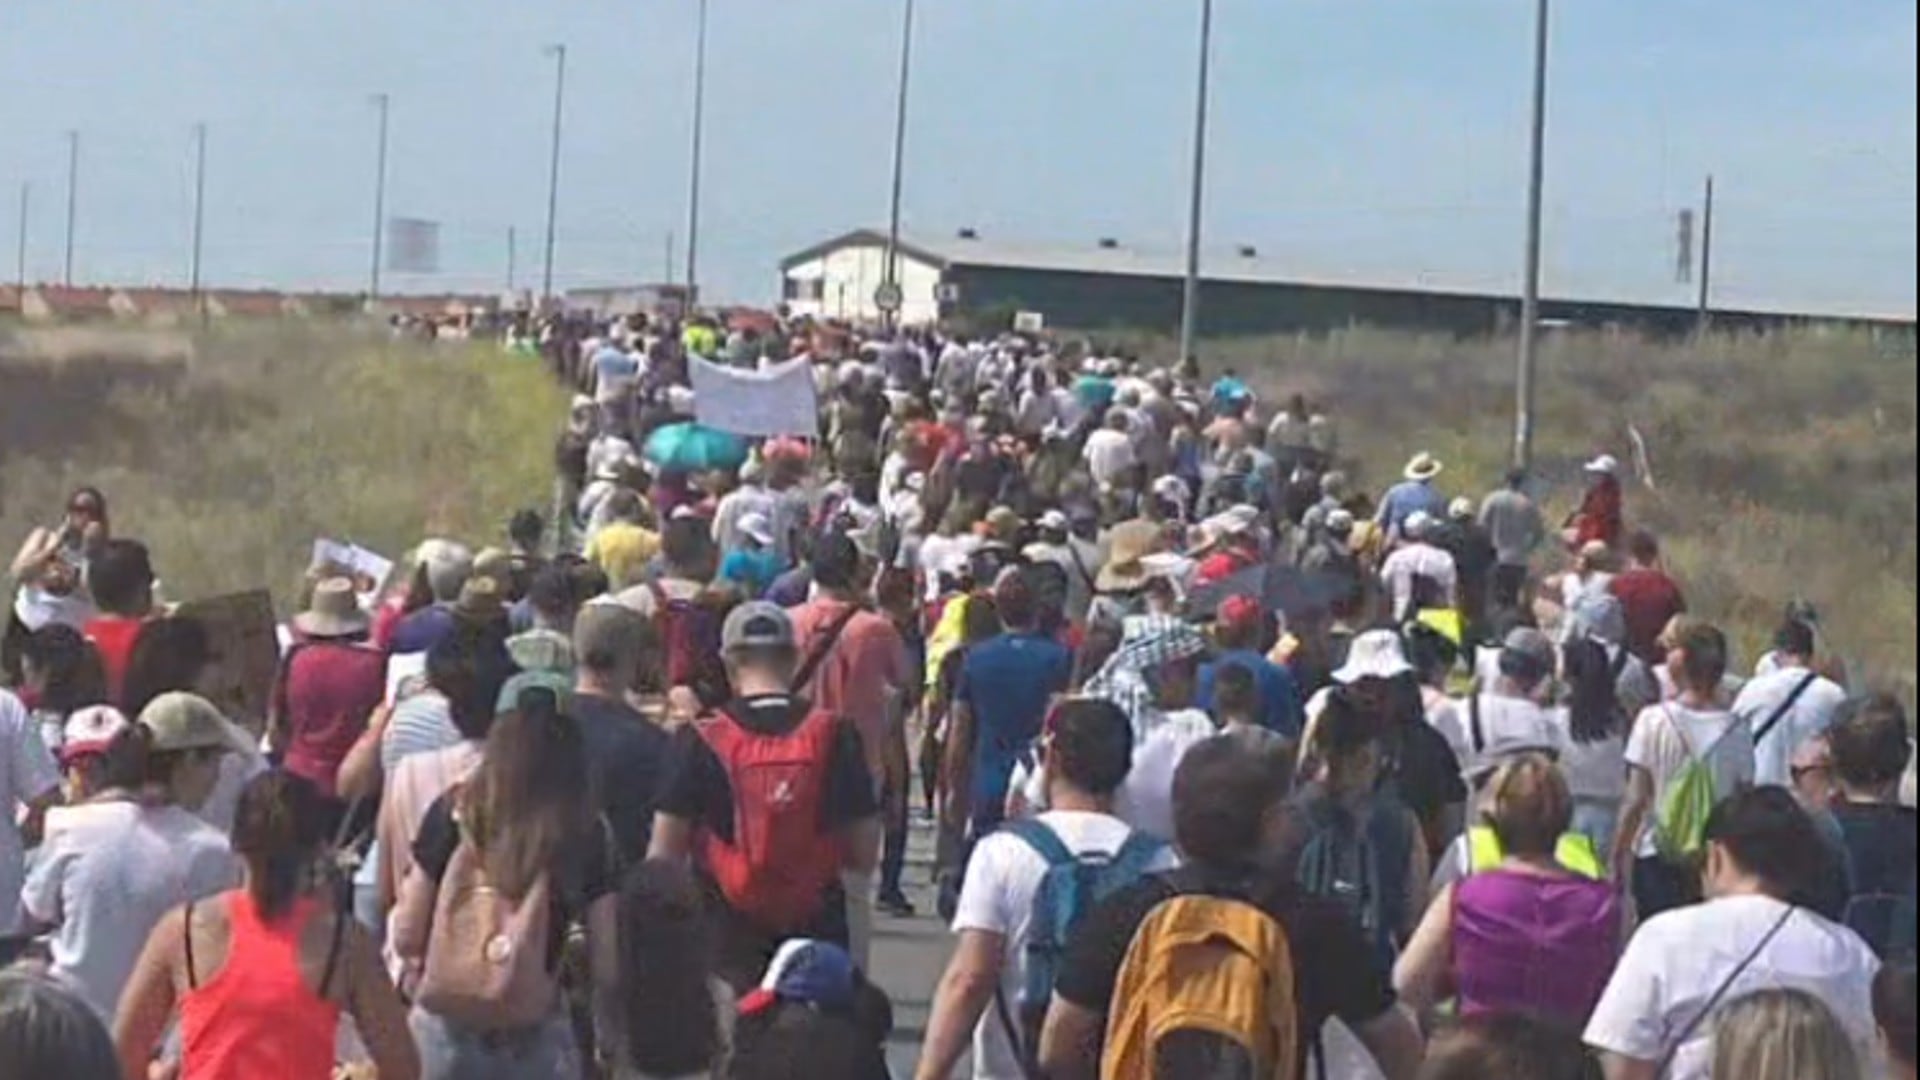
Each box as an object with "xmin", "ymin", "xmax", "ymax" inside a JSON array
[
  {"xmin": 1099, "ymin": 894, "xmax": 1302, "ymax": 1080},
  {"xmin": 413, "ymin": 825, "xmax": 559, "ymax": 1031}
]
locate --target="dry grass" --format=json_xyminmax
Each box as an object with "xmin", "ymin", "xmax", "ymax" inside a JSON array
[
  {"xmin": 1168, "ymin": 325, "xmax": 1917, "ymax": 701},
  {"xmin": 1, "ymin": 322, "xmax": 565, "ymax": 612}
]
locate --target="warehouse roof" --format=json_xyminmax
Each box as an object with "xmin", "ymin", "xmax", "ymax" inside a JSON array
[{"xmin": 781, "ymin": 227, "xmax": 1916, "ymax": 325}]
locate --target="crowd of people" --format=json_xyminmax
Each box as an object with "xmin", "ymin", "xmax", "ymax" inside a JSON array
[{"xmin": 0, "ymin": 308, "xmax": 1914, "ymax": 1080}]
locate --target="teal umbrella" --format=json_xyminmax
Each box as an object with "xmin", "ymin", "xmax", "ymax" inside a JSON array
[{"xmin": 644, "ymin": 421, "xmax": 749, "ymax": 473}]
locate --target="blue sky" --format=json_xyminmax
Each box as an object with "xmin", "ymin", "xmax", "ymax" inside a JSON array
[{"xmin": 3, "ymin": 0, "xmax": 1914, "ymax": 315}]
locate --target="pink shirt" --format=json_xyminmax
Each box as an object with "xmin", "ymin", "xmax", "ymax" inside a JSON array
[{"xmin": 787, "ymin": 598, "xmax": 910, "ymax": 783}]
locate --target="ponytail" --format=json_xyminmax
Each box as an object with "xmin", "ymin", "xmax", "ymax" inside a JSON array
[{"xmin": 232, "ymin": 772, "xmax": 326, "ymax": 919}]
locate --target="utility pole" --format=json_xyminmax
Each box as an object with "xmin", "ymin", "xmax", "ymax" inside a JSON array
[
  {"xmin": 14, "ymin": 183, "xmax": 26, "ymax": 293},
  {"xmin": 62, "ymin": 131, "xmax": 78, "ymax": 287},
  {"xmin": 1513, "ymin": 0, "xmax": 1551, "ymax": 474},
  {"xmin": 685, "ymin": 0, "xmax": 709, "ymax": 302},
  {"xmin": 880, "ymin": 0, "xmax": 918, "ymax": 330},
  {"xmin": 369, "ymin": 93, "xmax": 391, "ymax": 301},
  {"xmin": 1176, "ymin": 0, "xmax": 1215, "ymax": 371},
  {"xmin": 665, "ymin": 230, "xmax": 676, "ymax": 285},
  {"xmin": 541, "ymin": 44, "xmax": 568, "ymax": 304},
  {"xmin": 189, "ymin": 123, "xmax": 208, "ymax": 316},
  {"xmin": 507, "ymin": 226, "xmax": 518, "ymax": 292},
  {"xmin": 1696, "ymin": 174, "xmax": 1716, "ymax": 335}
]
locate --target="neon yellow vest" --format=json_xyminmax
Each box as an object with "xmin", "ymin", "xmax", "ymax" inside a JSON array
[{"xmin": 1467, "ymin": 826, "xmax": 1606, "ymax": 880}]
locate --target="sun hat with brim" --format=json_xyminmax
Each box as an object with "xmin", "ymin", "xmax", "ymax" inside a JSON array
[
  {"xmin": 294, "ymin": 577, "xmax": 371, "ymax": 639},
  {"xmin": 138, "ymin": 692, "xmax": 248, "ymax": 755},
  {"xmin": 1404, "ymin": 452, "xmax": 1445, "ymax": 482},
  {"xmin": 1096, "ymin": 521, "xmax": 1166, "ymax": 592},
  {"xmin": 453, "ymin": 576, "xmax": 507, "ymax": 623},
  {"xmin": 1334, "ymin": 629, "xmax": 1415, "ymax": 684},
  {"xmin": 59, "ymin": 705, "xmax": 129, "ymax": 765}
]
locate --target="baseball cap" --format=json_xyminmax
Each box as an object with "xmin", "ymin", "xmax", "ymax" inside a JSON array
[
  {"xmin": 1325, "ymin": 509, "xmax": 1356, "ymax": 536},
  {"xmin": 738, "ymin": 511, "xmax": 775, "ymax": 546},
  {"xmin": 1404, "ymin": 511, "xmax": 1435, "ymax": 541},
  {"xmin": 138, "ymin": 693, "xmax": 248, "ymax": 755},
  {"xmin": 1216, "ymin": 595, "xmax": 1264, "ymax": 633},
  {"xmin": 739, "ymin": 939, "xmax": 857, "ymax": 1017},
  {"xmin": 1037, "ymin": 509, "xmax": 1070, "ymax": 532},
  {"xmin": 59, "ymin": 705, "xmax": 129, "ymax": 765},
  {"xmin": 723, "ymin": 601, "xmax": 796, "ymax": 652},
  {"xmin": 1500, "ymin": 627, "xmax": 1559, "ymax": 680},
  {"xmin": 496, "ymin": 670, "xmax": 575, "ymax": 717}
]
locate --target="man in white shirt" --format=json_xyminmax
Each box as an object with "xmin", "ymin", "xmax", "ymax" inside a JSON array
[
  {"xmin": 1457, "ymin": 628, "xmax": 1569, "ymax": 785},
  {"xmin": 1585, "ymin": 786, "xmax": 1883, "ymax": 1080},
  {"xmin": 1379, "ymin": 512, "xmax": 1458, "ymax": 622},
  {"xmin": 1612, "ymin": 620, "xmax": 1755, "ymax": 918},
  {"xmin": 917, "ymin": 699, "xmax": 1177, "ymax": 1080},
  {"xmin": 0, "ymin": 688, "xmax": 62, "ymax": 953},
  {"xmin": 1081, "ymin": 411, "xmax": 1138, "ymax": 491},
  {"xmin": 1021, "ymin": 510, "xmax": 1101, "ymax": 625},
  {"xmin": 1733, "ymin": 619, "xmax": 1848, "ymax": 789}
]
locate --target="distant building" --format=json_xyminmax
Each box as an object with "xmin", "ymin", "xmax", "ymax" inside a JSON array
[{"xmin": 778, "ymin": 227, "xmax": 1916, "ymax": 339}]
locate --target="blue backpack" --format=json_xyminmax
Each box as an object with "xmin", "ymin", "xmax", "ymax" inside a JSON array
[{"xmin": 993, "ymin": 818, "xmax": 1165, "ymax": 1071}]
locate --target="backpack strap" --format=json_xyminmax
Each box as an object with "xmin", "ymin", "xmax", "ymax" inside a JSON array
[
  {"xmin": 183, "ymin": 900, "xmax": 199, "ymax": 991},
  {"xmin": 319, "ymin": 894, "xmax": 352, "ymax": 998},
  {"xmin": 1000, "ymin": 816, "xmax": 1075, "ymax": 870},
  {"xmin": 1658, "ymin": 905, "xmax": 1796, "ymax": 1073},
  {"xmin": 791, "ymin": 602, "xmax": 863, "ymax": 693},
  {"xmin": 1753, "ymin": 672, "xmax": 1821, "ymax": 748},
  {"xmin": 1468, "ymin": 691, "xmax": 1486, "ymax": 756}
]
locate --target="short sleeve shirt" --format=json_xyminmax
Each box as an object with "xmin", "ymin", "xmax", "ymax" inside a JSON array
[
  {"xmin": 1622, "ymin": 703, "xmax": 1754, "ymax": 858},
  {"xmin": 958, "ymin": 633, "xmax": 1073, "ymax": 818},
  {"xmin": 0, "ymin": 690, "xmax": 62, "ymax": 936},
  {"xmin": 788, "ymin": 600, "xmax": 911, "ymax": 782}
]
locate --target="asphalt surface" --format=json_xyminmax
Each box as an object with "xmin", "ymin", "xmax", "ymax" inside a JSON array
[{"xmin": 873, "ymin": 818, "xmax": 956, "ymax": 1079}]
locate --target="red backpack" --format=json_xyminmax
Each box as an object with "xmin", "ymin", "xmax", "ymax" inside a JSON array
[
  {"xmin": 649, "ymin": 581, "xmax": 731, "ymax": 707},
  {"xmin": 696, "ymin": 706, "xmax": 846, "ymax": 933}
]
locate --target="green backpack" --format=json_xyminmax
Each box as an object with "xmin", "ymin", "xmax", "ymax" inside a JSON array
[{"xmin": 1654, "ymin": 709, "xmax": 1742, "ymax": 864}]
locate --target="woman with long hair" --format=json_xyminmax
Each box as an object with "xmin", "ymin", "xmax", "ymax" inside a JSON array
[
  {"xmin": 1557, "ymin": 638, "xmax": 1630, "ymax": 856},
  {"xmin": 392, "ymin": 690, "xmax": 618, "ymax": 1080},
  {"xmin": 114, "ymin": 770, "xmax": 416, "ymax": 1080},
  {"xmin": 1711, "ymin": 988, "xmax": 1865, "ymax": 1080},
  {"xmin": 606, "ymin": 860, "xmax": 731, "ymax": 1079}
]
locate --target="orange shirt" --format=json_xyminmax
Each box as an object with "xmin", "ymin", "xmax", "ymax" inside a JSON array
[{"xmin": 787, "ymin": 598, "xmax": 910, "ymax": 783}]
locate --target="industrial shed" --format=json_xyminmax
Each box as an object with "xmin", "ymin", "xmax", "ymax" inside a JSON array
[{"xmin": 778, "ymin": 228, "xmax": 1914, "ymax": 339}]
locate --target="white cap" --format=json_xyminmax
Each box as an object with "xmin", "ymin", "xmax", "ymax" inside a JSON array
[
  {"xmin": 1037, "ymin": 509, "xmax": 1070, "ymax": 532},
  {"xmin": 1404, "ymin": 511, "xmax": 1436, "ymax": 540},
  {"xmin": 1585, "ymin": 454, "xmax": 1621, "ymax": 476},
  {"xmin": 738, "ymin": 511, "xmax": 775, "ymax": 546}
]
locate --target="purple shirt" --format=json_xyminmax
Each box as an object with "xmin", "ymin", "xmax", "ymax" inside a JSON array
[{"xmin": 1453, "ymin": 868, "xmax": 1620, "ymax": 1027}]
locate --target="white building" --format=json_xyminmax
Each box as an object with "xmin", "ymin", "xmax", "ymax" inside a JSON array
[{"xmin": 779, "ymin": 229, "xmax": 949, "ymax": 326}]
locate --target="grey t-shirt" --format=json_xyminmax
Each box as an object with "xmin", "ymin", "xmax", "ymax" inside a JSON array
[{"xmin": 1479, "ymin": 489, "xmax": 1546, "ymax": 567}]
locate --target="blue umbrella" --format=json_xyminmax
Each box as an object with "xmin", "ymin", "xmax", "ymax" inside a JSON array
[{"xmin": 643, "ymin": 422, "xmax": 749, "ymax": 474}]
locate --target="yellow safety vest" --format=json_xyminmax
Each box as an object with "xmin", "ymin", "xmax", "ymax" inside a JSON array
[{"xmin": 1467, "ymin": 826, "xmax": 1606, "ymax": 880}]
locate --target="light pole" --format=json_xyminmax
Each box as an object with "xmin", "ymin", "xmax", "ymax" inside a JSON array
[
  {"xmin": 369, "ymin": 93, "xmax": 391, "ymax": 301},
  {"xmin": 542, "ymin": 44, "xmax": 568, "ymax": 304},
  {"xmin": 189, "ymin": 123, "xmax": 208, "ymax": 318},
  {"xmin": 1513, "ymin": 0, "xmax": 1551, "ymax": 473},
  {"xmin": 1696, "ymin": 174, "xmax": 1715, "ymax": 335},
  {"xmin": 880, "ymin": 0, "xmax": 918, "ymax": 330},
  {"xmin": 62, "ymin": 131, "xmax": 78, "ymax": 287},
  {"xmin": 1176, "ymin": 0, "xmax": 1214, "ymax": 370},
  {"xmin": 14, "ymin": 183, "xmax": 27, "ymax": 293},
  {"xmin": 685, "ymin": 0, "xmax": 709, "ymax": 301}
]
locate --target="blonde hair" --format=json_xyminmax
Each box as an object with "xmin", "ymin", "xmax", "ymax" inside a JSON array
[
  {"xmin": 1485, "ymin": 753, "xmax": 1573, "ymax": 857},
  {"xmin": 1712, "ymin": 988, "xmax": 1864, "ymax": 1080}
]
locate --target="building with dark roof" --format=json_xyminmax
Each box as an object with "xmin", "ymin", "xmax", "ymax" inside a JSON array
[{"xmin": 779, "ymin": 227, "xmax": 1915, "ymax": 339}]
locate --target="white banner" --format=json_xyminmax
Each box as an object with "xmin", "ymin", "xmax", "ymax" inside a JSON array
[
  {"xmin": 688, "ymin": 354, "xmax": 820, "ymax": 437},
  {"xmin": 386, "ymin": 217, "xmax": 441, "ymax": 273}
]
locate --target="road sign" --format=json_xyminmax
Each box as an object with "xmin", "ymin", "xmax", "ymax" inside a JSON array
[{"xmin": 874, "ymin": 281, "xmax": 904, "ymax": 313}]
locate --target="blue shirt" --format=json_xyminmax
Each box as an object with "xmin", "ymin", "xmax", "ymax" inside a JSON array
[
  {"xmin": 957, "ymin": 631, "xmax": 1073, "ymax": 828},
  {"xmin": 389, "ymin": 604, "xmax": 456, "ymax": 655},
  {"xmin": 1377, "ymin": 479, "xmax": 1449, "ymax": 537},
  {"xmin": 1196, "ymin": 650, "xmax": 1306, "ymax": 739}
]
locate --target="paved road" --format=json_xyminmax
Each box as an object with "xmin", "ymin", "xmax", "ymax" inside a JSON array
[{"xmin": 873, "ymin": 819, "xmax": 957, "ymax": 1078}]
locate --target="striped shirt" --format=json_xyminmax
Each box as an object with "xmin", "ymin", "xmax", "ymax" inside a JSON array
[{"xmin": 380, "ymin": 690, "xmax": 460, "ymax": 777}]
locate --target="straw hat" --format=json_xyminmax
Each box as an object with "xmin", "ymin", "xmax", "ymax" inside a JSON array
[
  {"xmin": 1404, "ymin": 452, "xmax": 1444, "ymax": 482},
  {"xmin": 293, "ymin": 577, "xmax": 370, "ymax": 639},
  {"xmin": 1096, "ymin": 520, "xmax": 1165, "ymax": 592}
]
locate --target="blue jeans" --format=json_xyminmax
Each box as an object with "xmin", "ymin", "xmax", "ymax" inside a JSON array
[
  {"xmin": 1571, "ymin": 800, "xmax": 1619, "ymax": 867},
  {"xmin": 410, "ymin": 1007, "xmax": 581, "ymax": 1080}
]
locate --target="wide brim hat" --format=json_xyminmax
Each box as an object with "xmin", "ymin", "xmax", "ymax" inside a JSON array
[
  {"xmin": 1404, "ymin": 452, "xmax": 1444, "ymax": 481},
  {"xmin": 1095, "ymin": 520, "xmax": 1165, "ymax": 592},
  {"xmin": 293, "ymin": 577, "xmax": 371, "ymax": 639}
]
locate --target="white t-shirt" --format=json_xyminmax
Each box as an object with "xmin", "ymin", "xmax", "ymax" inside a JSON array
[
  {"xmin": 1554, "ymin": 710, "xmax": 1629, "ymax": 807},
  {"xmin": 0, "ymin": 689, "xmax": 62, "ymax": 937},
  {"xmin": 1082, "ymin": 429, "xmax": 1137, "ymax": 489},
  {"xmin": 23, "ymin": 799, "xmax": 238, "ymax": 1021},
  {"xmin": 1731, "ymin": 667, "xmax": 1848, "ymax": 788},
  {"xmin": 12, "ymin": 583, "xmax": 95, "ymax": 632},
  {"xmin": 1115, "ymin": 710, "xmax": 1218, "ymax": 844},
  {"xmin": 1379, "ymin": 543, "xmax": 1457, "ymax": 619},
  {"xmin": 1457, "ymin": 692, "xmax": 1568, "ymax": 783},
  {"xmin": 1421, "ymin": 687, "xmax": 1470, "ymax": 766},
  {"xmin": 1584, "ymin": 894, "xmax": 1882, "ymax": 1080},
  {"xmin": 1622, "ymin": 703, "xmax": 1754, "ymax": 859},
  {"xmin": 951, "ymin": 810, "xmax": 1180, "ymax": 1080}
]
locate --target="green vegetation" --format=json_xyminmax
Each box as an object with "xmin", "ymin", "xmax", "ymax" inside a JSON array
[
  {"xmin": 1, "ymin": 323, "xmax": 564, "ymax": 610},
  {"xmin": 1183, "ymin": 326, "xmax": 1918, "ymax": 701}
]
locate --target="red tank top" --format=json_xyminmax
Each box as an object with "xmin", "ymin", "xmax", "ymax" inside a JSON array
[{"xmin": 179, "ymin": 891, "xmax": 342, "ymax": 1080}]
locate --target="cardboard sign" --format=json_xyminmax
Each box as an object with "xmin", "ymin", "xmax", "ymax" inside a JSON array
[
  {"xmin": 311, "ymin": 538, "xmax": 395, "ymax": 608},
  {"xmin": 174, "ymin": 590, "xmax": 279, "ymax": 729}
]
